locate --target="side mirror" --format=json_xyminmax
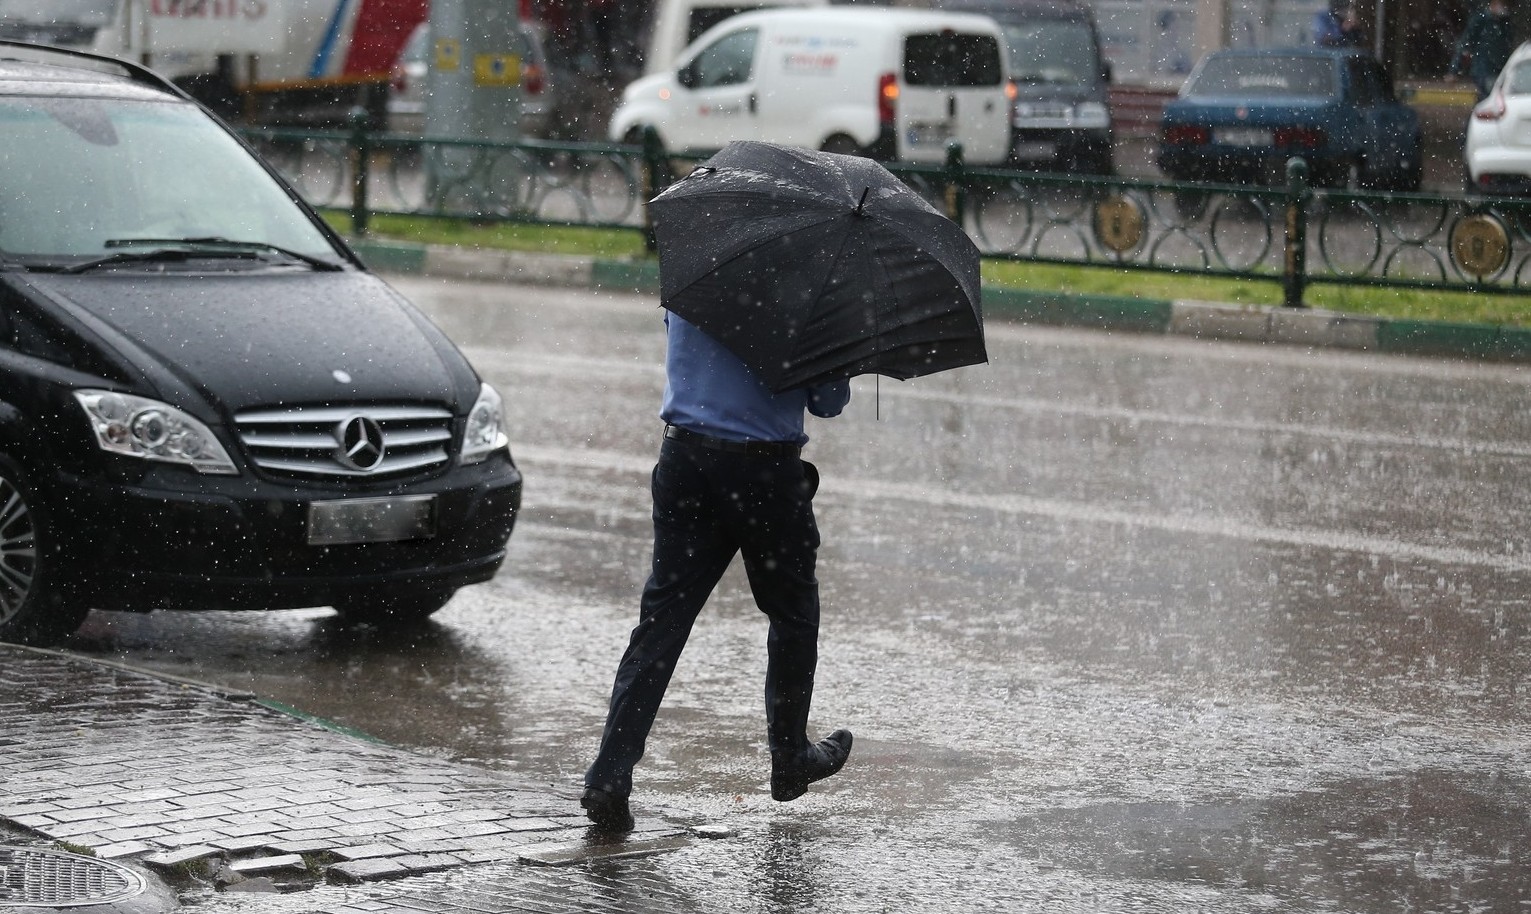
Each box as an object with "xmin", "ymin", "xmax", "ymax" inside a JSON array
[
  {"xmin": 1100, "ymin": 61, "xmax": 1114, "ymax": 84},
  {"xmin": 677, "ymin": 63, "xmax": 698, "ymax": 89}
]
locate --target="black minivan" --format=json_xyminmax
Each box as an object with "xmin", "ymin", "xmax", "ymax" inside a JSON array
[
  {"xmin": 935, "ymin": 0, "xmax": 1116, "ymax": 174},
  {"xmin": 0, "ymin": 42, "xmax": 522, "ymax": 644}
]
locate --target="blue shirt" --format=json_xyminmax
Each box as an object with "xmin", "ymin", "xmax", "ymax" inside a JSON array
[{"xmin": 660, "ymin": 312, "xmax": 850, "ymax": 445}]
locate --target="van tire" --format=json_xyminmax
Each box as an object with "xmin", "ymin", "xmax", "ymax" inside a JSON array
[
  {"xmin": 0, "ymin": 454, "xmax": 88, "ymax": 646},
  {"xmin": 820, "ymin": 134, "xmax": 862, "ymax": 156}
]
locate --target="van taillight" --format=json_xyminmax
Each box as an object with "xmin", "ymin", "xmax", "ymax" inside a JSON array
[
  {"xmin": 878, "ymin": 72, "xmax": 898, "ymax": 125},
  {"xmin": 1475, "ymin": 92, "xmax": 1507, "ymax": 121},
  {"xmin": 523, "ymin": 63, "xmax": 545, "ymax": 96}
]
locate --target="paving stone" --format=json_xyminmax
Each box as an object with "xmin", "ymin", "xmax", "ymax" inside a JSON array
[
  {"xmin": 211, "ymin": 836, "xmax": 278, "ymax": 853},
  {"xmin": 268, "ymin": 839, "xmax": 340, "ymax": 855},
  {"xmin": 96, "ymin": 840, "xmax": 155, "ymax": 858},
  {"xmin": 328, "ymin": 858, "xmax": 411, "ymax": 883},
  {"xmin": 329, "ymin": 844, "xmax": 404, "ymax": 862},
  {"xmin": 230, "ymin": 854, "xmax": 307, "ymax": 875},
  {"xmin": 144, "ymin": 845, "xmax": 223, "ymax": 868}
]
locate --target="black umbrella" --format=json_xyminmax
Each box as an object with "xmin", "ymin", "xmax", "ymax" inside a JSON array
[{"xmin": 649, "ymin": 141, "xmax": 986, "ymax": 393}]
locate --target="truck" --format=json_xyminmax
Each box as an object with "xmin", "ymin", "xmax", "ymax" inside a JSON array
[{"xmin": 0, "ymin": 0, "xmax": 427, "ymax": 125}]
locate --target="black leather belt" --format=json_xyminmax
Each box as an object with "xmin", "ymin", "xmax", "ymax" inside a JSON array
[{"xmin": 663, "ymin": 425, "xmax": 801, "ymax": 458}]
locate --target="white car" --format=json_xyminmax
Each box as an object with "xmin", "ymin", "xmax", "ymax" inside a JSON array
[{"xmin": 1465, "ymin": 41, "xmax": 1531, "ymax": 194}]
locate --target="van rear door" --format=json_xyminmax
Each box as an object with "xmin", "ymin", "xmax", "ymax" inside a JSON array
[{"xmin": 898, "ymin": 28, "xmax": 1010, "ymax": 165}]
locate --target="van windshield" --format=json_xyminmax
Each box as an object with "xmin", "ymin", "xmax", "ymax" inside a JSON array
[
  {"xmin": 0, "ymin": 96, "xmax": 337, "ymax": 261},
  {"xmin": 904, "ymin": 32, "xmax": 1003, "ymax": 86},
  {"xmin": 999, "ymin": 20, "xmax": 1100, "ymax": 86}
]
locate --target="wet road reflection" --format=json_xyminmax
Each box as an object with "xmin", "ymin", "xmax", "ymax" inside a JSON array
[{"xmin": 69, "ymin": 279, "xmax": 1531, "ymax": 912}]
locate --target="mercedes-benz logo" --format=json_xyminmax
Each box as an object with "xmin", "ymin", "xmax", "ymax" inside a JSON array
[{"xmin": 335, "ymin": 415, "xmax": 386, "ymax": 471}]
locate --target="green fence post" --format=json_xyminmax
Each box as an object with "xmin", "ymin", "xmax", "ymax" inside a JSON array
[
  {"xmin": 348, "ymin": 105, "xmax": 371, "ymax": 237},
  {"xmin": 1282, "ymin": 156, "xmax": 1309, "ymax": 308},
  {"xmin": 640, "ymin": 126, "xmax": 670, "ymax": 254},
  {"xmin": 944, "ymin": 141, "xmax": 966, "ymax": 225}
]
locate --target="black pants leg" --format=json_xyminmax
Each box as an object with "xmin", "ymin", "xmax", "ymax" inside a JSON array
[{"xmin": 585, "ymin": 440, "xmax": 822, "ymax": 796}]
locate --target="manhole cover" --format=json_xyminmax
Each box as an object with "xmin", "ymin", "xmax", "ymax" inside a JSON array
[{"xmin": 0, "ymin": 847, "xmax": 146, "ymax": 907}]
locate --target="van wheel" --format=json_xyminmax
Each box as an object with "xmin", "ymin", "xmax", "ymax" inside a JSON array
[
  {"xmin": 333, "ymin": 586, "xmax": 456, "ymax": 628},
  {"xmin": 0, "ymin": 455, "xmax": 88, "ymax": 646},
  {"xmin": 820, "ymin": 134, "xmax": 862, "ymax": 156}
]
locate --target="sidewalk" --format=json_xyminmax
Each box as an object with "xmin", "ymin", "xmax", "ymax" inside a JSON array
[
  {"xmin": 0, "ymin": 644, "xmax": 733, "ymax": 914},
  {"xmin": 351, "ymin": 240, "xmax": 1531, "ymax": 364}
]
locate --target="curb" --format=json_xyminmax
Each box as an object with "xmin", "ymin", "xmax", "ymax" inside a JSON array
[{"xmin": 351, "ymin": 238, "xmax": 1531, "ymax": 364}]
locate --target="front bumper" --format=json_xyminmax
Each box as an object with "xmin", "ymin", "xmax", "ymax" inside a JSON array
[
  {"xmin": 1009, "ymin": 128, "xmax": 1113, "ymax": 173},
  {"xmin": 49, "ymin": 455, "xmax": 522, "ymax": 612}
]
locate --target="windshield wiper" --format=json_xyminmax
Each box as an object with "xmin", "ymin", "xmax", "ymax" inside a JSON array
[
  {"xmin": 101, "ymin": 236, "xmax": 345, "ymax": 272},
  {"xmin": 58, "ymin": 247, "xmax": 250, "ymax": 274}
]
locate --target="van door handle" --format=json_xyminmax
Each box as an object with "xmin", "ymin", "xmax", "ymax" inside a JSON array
[
  {"xmin": 750, "ymin": 92, "xmax": 758, "ymax": 114},
  {"xmin": 948, "ymin": 94, "xmax": 956, "ymax": 118}
]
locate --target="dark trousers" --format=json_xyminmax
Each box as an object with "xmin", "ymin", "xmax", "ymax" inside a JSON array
[{"xmin": 584, "ymin": 437, "xmax": 823, "ymax": 797}]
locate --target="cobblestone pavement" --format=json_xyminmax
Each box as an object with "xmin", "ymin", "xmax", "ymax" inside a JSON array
[{"xmin": 0, "ymin": 644, "xmax": 739, "ymax": 913}]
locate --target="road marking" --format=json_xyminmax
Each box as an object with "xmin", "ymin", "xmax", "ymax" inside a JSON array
[
  {"xmin": 476, "ymin": 349, "xmax": 1531, "ymax": 459},
  {"xmin": 515, "ymin": 444, "xmax": 1531, "ymax": 574}
]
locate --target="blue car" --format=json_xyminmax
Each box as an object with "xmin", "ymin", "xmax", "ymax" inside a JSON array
[{"xmin": 1157, "ymin": 47, "xmax": 1422, "ymax": 191}]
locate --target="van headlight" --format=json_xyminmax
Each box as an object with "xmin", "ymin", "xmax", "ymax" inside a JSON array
[
  {"xmin": 74, "ymin": 390, "xmax": 237, "ymax": 475},
  {"xmin": 461, "ymin": 382, "xmax": 509, "ymax": 464}
]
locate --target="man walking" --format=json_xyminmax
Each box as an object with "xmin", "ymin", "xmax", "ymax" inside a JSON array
[
  {"xmin": 1312, "ymin": 0, "xmax": 1365, "ymax": 47},
  {"xmin": 581, "ymin": 311, "xmax": 854, "ymax": 833},
  {"xmin": 1453, "ymin": 0, "xmax": 1517, "ymax": 100}
]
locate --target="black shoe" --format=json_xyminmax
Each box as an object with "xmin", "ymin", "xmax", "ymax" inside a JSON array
[
  {"xmin": 771, "ymin": 729, "xmax": 853, "ymax": 802},
  {"xmin": 581, "ymin": 786, "xmax": 634, "ymax": 832}
]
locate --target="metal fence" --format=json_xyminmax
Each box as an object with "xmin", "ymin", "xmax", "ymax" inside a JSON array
[{"xmin": 239, "ymin": 121, "xmax": 1531, "ymax": 307}]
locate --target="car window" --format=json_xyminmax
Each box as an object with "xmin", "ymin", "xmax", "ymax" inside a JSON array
[
  {"xmin": 0, "ymin": 96, "xmax": 335, "ymax": 260},
  {"xmin": 905, "ymin": 32, "xmax": 1003, "ymax": 86},
  {"xmin": 999, "ymin": 20, "xmax": 1099, "ymax": 87},
  {"xmin": 1186, "ymin": 55, "xmax": 1336, "ymax": 98},
  {"xmin": 1508, "ymin": 60, "xmax": 1531, "ymax": 95},
  {"xmin": 691, "ymin": 27, "xmax": 757, "ymax": 88}
]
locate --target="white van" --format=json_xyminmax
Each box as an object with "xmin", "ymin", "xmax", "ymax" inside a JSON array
[{"xmin": 611, "ymin": 7, "xmax": 1016, "ymax": 166}]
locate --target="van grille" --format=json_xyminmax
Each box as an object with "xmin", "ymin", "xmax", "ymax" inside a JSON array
[{"xmin": 235, "ymin": 404, "xmax": 454, "ymax": 478}]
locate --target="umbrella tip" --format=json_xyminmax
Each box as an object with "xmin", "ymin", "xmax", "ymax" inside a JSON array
[{"xmin": 854, "ymin": 186, "xmax": 870, "ymax": 215}]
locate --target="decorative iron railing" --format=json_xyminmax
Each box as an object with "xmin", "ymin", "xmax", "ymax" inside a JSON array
[{"xmin": 238, "ymin": 118, "xmax": 1531, "ymax": 307}]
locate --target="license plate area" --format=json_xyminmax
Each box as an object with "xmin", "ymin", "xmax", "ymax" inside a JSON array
[
  {"xmin": 1216, "ymin": 127, "xmax": 1273, "ymax": 146},
  {"xmin": 1011, "ymin": 140, "xmax": 1058, "ymax": 161},
  {"xmin": 307, "ymin": 495, "xmax": 437, "ymax": 546},
  {"xmin": 907, "ymin": 122, "xmax": 953, "ymax": 145}
]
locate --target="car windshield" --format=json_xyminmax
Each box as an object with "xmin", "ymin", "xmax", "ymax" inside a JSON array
[
  {"xmin": 0, "ymin": 95, "xmax": 337, "ymax": 261},
  {"xmin": 1186, "ymin": 55, "xmax": 1336, "ymax": 98},
  {"xmin": 1000, "ymin": 20, "xmax": 1099, "ymax": 86}
]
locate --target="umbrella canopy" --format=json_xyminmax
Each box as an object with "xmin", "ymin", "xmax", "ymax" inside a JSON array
[{"xmin": 649, "ymin": 141, "xmax": 986, "ymax": 393}]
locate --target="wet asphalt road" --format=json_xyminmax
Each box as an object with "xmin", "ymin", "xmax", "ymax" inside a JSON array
[{"xmin": 68, "ymin": 280, "xmax": 1531, "ymax": 911}]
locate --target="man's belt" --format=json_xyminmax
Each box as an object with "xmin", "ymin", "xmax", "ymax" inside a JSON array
[{"xmin": 663, "ymin": 425, "xmax": 801, "ymax": 458}]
